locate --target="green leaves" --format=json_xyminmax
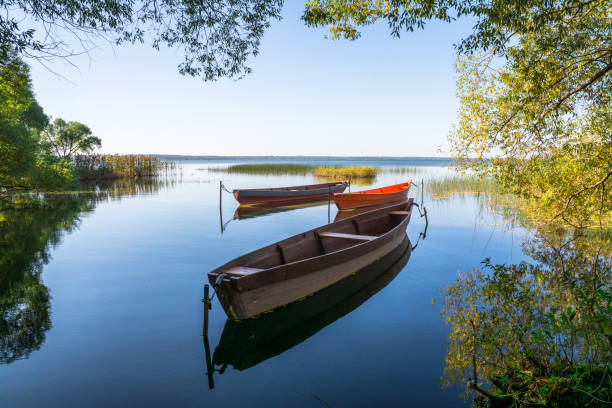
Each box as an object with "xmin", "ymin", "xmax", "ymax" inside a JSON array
[
  {"xmin": 0, "ymin": 53, "xmax": 77, "ymax": 200},
  {"xmin": 2, "ymin": 0, "xmax": 283, "ymax": 81},
  {"xmin": 42, "ymin": 118, "xmax": 101, "ymax": 159}
]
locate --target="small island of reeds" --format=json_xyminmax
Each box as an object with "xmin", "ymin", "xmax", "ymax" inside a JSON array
[{"xmin": 209, "ymin": 163, "xmax": 379, "ymax": 179}]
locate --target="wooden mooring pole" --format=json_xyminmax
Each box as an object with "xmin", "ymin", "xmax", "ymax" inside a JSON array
[
  {"xmin": 219, "ymin": 181, "xmax": 223, "ymax": 233},
  {"xmin": 328, "ymin": 186, "xmax": 331, "ymax": 223},
  {"xmin": 202, "ymin": 284, "xmax": 210, "ymax": 337},
  {"xmin": 203, "ymin": 335, "xmax": 214, "ymax": 389}
]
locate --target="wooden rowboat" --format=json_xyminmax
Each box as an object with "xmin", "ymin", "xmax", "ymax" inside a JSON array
[
  {"xmin": 233, "ymin": 181, "xmax": 348, "ymax": 205},
  {"xmin": 208, "ymin": 199, "xmax": 414, "ymax": 320},
  {"xmin": 334, "ymin": 199, "xmax": 410, "ymax": 222},
  {"xmin": 333, "ymin": 181, "xmax": 412, "ymax": 210},
  {"xmin": 211, "ymin": 237, "xmax": 412, "ymax": 371}
]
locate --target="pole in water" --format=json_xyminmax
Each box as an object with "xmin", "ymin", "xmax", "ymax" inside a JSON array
[
  {"xmin": 421, "ymin": 178, "xmax": 424, "ymax": 207},
  {"xmin": 328, "ymin": 187, "xmax": 331, "ymax": 223},
  {"xmin": 203, "ymin": 335, "xmax": 215, "ymax": 389},
  {"xmin": 219, "ymin": 181, "xmax": 223, "ymax": 234},
  {"xmin": 203, "ymin": 284, "xmax": 210, "ymax": 338}
]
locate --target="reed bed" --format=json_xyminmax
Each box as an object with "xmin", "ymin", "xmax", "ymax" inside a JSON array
[
  {"xmin": 426, "ymin": 175, "xmax": 499, "ymax": 198},
  {"xmin": 208, "ymin": 163, "xmax": 315, "ymax": 175},
  {"xmin": 312, "ymin": 166, "xmax": 378, "ymax": 179},
  {"xmin": 74, "ymin": 154, "xmax": 176, "ymax": 181},
  {"xmin": 381, "ymin": 167, "xmax": 423, "ymax": 174}
]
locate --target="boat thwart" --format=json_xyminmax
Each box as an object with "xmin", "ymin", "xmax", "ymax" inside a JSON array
[{"xmin": 208, "ymin": 199, "xmax": 414, "ymax": 320}]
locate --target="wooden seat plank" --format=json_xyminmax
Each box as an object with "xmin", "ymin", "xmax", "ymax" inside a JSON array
[
  {"xmin": 225, "ymin": 266, "xmax": 264, "ymax": 277},
  {"xmin": 388, "ymin": 211, "xmax": 410, "ymax": 215},
  {"xmin": 318, "ymin": 232, "xmax": 377, "ymax": 242}
]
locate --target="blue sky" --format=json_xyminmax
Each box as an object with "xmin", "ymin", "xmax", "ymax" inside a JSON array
[{"xmin": 29, "ymin": 3, "xmax": 473, "ymax": 157}]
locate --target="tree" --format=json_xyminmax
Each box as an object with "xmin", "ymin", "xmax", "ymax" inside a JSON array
[
  {"xmin": 0, "ymin": 51, "xmax": 75, "ymax": 201},
  {"xmin": 42, "ymin": 118, "xmax": 101, "ymax": 159},
  {"xmin": 302, "ymin": 0, "xmax": 612, "ymax": 227},
  {"xmin": 0, "ymin": 0, "xmax": 283, "ymax": 81}
]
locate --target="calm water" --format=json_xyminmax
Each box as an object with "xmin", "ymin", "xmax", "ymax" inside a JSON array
[{"xmin": 0, "ymin": 160, "xmax": 530, "ymax": 407}]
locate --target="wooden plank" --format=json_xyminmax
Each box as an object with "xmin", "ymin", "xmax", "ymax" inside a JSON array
[
  {"xmin": 225, "ymin": 266, "xmax": 264, "ymax": 277},
  {"xmin": 389, "ymin": 211, "xmax": 410, "ymax": 215},
  {"xmin": 318, "ymin": 232, "xmax": 377, "ymax": 241}
]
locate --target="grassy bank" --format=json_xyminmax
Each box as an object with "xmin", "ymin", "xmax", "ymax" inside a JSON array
[{"xmin": 74, "ymin": 154, "xmax": 176, "ymax": 181}]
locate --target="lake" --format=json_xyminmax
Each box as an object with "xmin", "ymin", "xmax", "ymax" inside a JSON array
[{"xmin": 0, "ymin": 159, "xmax": 532, "ymax": 407}]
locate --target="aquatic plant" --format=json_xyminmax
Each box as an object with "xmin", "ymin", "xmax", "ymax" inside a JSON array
[
  {"xmin": 208, "ymin": 163, "xmax": 315, "ymax": 175},
  {"xmin": 381, "ymin": 167, "xmax": 423, "ymax": 175},
  {"xmin": 312, "ymin": 166, "xmax": 378, "ymax": 179},
  {"xmin": 74, "ymin": 154, "xmax": 176, "ymax": 181}
]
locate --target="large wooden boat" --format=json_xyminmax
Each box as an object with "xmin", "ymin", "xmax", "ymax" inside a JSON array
[
  {"xmin": 211, "ymin": 237, "xmax": 411, "ymax": 371},
  {"xmin": 333, "ymin": 181, "xmax": 411, "ymax": 210},
  {"xmin": 233, "ymin": 181, "xmax": 348, "ymax": 205},
  {"xmin": 208, "ymin": 199, "xmax": 414, "ymax": 320}
]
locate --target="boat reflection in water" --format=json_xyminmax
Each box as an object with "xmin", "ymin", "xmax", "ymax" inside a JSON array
[
  {"xmin": 204, "ymin": 235, "xmax": 412, "ymax": 385},
  {"xmin": 233, "ymin": 200, "xmax": 329, "ymax": 220}
]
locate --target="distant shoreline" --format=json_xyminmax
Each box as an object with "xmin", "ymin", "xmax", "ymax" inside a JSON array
[{"xmin": 153, "ymin": 154, "xmax": 453, "ymax": 161}]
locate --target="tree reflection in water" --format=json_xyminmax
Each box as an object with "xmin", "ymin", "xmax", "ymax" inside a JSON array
[
  {"xmin": 0, "ymin": 179, "xmax": 169, "ymax": 364},
  {"xmin": 441, "ymin": 230, "xmax": 611, "ymax": 407}
]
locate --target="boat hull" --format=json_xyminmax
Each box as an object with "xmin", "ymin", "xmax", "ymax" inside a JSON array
[
  {"xmin": 233, "ymin": 182, "xmax": 347, "ymax": 205},
  {"xmin": 333, "ymin": 186, "xmax": 409, "ymax": 210},
  {"xmin": 209, "ymin": 200, "xmax": 413, "ymax": 320},
  {"xmin": 213, "ymin": 236, "xmax": 412, "ymax": 370}
]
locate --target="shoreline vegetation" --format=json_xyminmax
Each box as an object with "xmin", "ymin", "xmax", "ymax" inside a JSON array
[
  {"xmin": 208, "ymin": 163, "xmax": 381, "ymax": 179},
  {"xmin": 74, "ymin": 154, "xmax": 177, "ymax": 181}
]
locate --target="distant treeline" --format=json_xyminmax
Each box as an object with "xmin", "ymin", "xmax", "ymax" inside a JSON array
[
  {"xmin": 74, "ymin": 154, "xmax": 177, "ymax": 181},
  {"xmin": 158, "ymin": 154, "xmax": 454, "ymax": 162}
]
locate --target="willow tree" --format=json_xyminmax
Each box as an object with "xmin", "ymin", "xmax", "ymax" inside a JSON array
[
  {"xmin": 1, "ymin": 0, "xmax": 283, "ymax": 81},
  {"xmin": 303, "ymin": 0, "xmax": 612, "ymax": 227}
]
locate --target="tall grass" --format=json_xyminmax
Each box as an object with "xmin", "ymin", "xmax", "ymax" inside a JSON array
[
  {"xmin": 382, "ymin": 167, "xmax": 423, "ymax": 174},
  {"xmin": 312, "ymin": 166, "xmax": 378, "ymax": 179},
  {"xmin": 426, "ymin": 175, "xmax": 499, "ymax": 198},
  {"xmin": 74, "ymin": 154, "xmax": 176, "ymax": 180},
  {"xmin": 208, "ymin": 163, "xmax": 378, "ymax": 179},
  {"xmin": 208, "ymin": 163, "xmax": 315, "ymax": 175}
]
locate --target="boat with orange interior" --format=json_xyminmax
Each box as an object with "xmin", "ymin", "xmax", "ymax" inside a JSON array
[{"xmin": 332, "ymin": 181, "xmax": 411, "ymax": 210}]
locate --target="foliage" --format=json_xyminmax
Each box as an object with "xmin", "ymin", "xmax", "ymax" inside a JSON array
[
  {"xmin": 1, "ymin": 0, "xmax": 283, "ymax": 81},
  {"xmin": 313, "ymin": 166, "xmax": 377, "ymax": 178},
  {"xmin": 0, "ymin": 51, "xmax": 75, "ymax": 203},
  {"xmin": 73, "ymin": 154, "xmax": 176, "ymax": 180},
  {"xmin": 441, "ymin": 232, "xmax": 612, "ymax": 407},
  {"xmin": 42, "ymin": 118, "xmax": 101, "ymax": 159},
  {"xmin": 302, "ymin": 0, "xmax": 612, "ymax": 227}
]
